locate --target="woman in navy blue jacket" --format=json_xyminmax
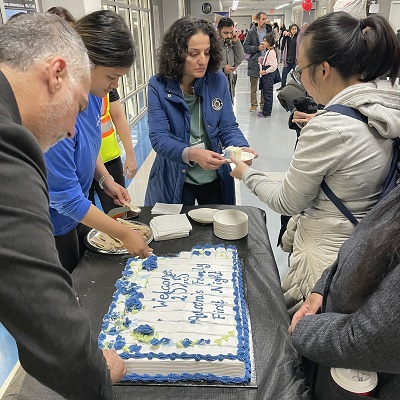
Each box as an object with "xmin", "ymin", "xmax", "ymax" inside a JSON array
[{"xmin": 145, "ymin": 17, "xmax": 257, "ymax": 206}]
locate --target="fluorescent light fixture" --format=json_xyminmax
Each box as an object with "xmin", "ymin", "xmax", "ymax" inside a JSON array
[
  {"xmin": 275, "ymin": 3, "xmax": 289, "ymax": 8},
  {"xmin": 232, "ymin": 0, "xmax": 239, "ymax": 10}
]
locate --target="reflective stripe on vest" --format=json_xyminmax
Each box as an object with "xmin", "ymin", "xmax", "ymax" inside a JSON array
[{"xmin": 100, "ymin": 93, "xmax": 121, "ymax": 163}]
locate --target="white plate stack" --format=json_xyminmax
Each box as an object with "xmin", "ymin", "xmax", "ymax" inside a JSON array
[{"xmin": 213, "ymin": 209, "xmax": 248, "ymax": 240}]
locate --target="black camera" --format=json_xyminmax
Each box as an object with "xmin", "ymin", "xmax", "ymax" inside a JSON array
[{"xmin": 292, "ymin": 96, "xmax": 318, "ymax": 114}]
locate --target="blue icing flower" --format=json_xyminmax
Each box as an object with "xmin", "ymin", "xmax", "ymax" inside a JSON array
[
  {"xmin": 204, "ymin": 251, "xmax": 211, "ymax": 256},
  {"xmin": 150, "ymin": 338, "xmax": 160, "ymax": 347},
  {"xmin": 109, "ymin": 303, "xmax": 116, "ymax": 313},
  {"xmin": 227, "ymin": 244, "xmax": 235, "ymax": 250},
  {"xmin": 98, "ymin": 333, "xmax": 106, "ymax": 341},
  {"xmin": 159, "ymin": 337, "xmax": 171, "ymax": 346},
  {"xmin": 204, "ymin": 244, "xmax": 214, "ymax": 249},
  {"xmin": 122, "ymin": 269, "xmax": 133, "ymax": 277},
  {"xmin": 129, "ymin": 344, "xmax": 142, "ymax": 353},
  {"xmin": 114, "ymin": 337, "xmax": 126, "ymax": 350},
  {"xmin": 108, "ymin": 326, "xmax": 119, "ymax": 335},
  {"xmin": 142, "ymin": 255, "xmax": 158, "ymax": 271},
  {"xmin": 119, "ymin": 352, "xmax": 130, "ymax": 360},
  {"xmin": 125, "ymin": 295, "xmax": 142, "ymax": 311},
  {"xmin": 134, "ymin": 324, "xmax": 154, "ymax": 335},
  {"xmin": 101, "ymin": 321, "xmax": 109, "ymax": 330},
  {"xmin": 181, "ymin": 338, "xmax": 192, "ymax": 348},
  {"xmin": 123, "ymin": 317, "xmax": 131, "ymax": 328},
  {"xmin": 192, "ymin": 245, "xmax": 202, "ymax": 249},
  {"xmin": 192, "ymin": 250, "xmax": 200, "ymax": 256}
]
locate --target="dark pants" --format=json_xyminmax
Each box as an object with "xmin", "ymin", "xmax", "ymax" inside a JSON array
[
  {"xmin": 181, "ymin": 179, "xmax": 224, "ymax": 206},
  {"xmin": 88, "ymin": 157, "xmax": 125, "ymax": 214},
  {"xmin": 260, "ymin": 72, "xmax": 275, "ymax": 116},
  {"xmin": 281, "ymin": 62, "xmax": 296, "ymax": 88},
  {"xmin": 55, "ymin": 223, "xmax": 91, "ymax": 273}
]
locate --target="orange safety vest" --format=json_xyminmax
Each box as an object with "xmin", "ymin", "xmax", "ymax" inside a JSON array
[{"xmin": 99, "ymin": 93, "xmax": 121, "ymax": 163}]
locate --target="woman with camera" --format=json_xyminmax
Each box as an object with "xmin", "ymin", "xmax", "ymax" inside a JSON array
[{"xmin": 230, "ymin": 12, "xmax": 400, "ymax": 316}]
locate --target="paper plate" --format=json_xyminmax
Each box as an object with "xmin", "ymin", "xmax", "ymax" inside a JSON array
[
  {"xmin": 225, "ymin": 151, "xmax": 255, "ymax": 162},
  {"xmin": 85, "ymin": 221, "xmax": 153, "ymax": 254},
  {"xmin": 187, "ymin": 208, "xmax": 219, "ymax": 224}
]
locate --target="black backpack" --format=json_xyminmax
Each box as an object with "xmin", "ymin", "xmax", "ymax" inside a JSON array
[{"xmin": 321, "ymin": 104, "xmax": 400, "ymax": 226}]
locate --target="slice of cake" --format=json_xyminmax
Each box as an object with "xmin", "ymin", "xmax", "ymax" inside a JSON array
[
  {"xmin": 224, "ymin": 146, "xmax": 242, "ymax": 160},
  {"xmin": 98, "ymin": 244, "xmax": 251, "ymax": 384}
]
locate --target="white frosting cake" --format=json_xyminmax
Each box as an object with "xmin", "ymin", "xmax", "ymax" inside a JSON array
[{"xmin": 98, "ymin": 245, "xmax": 251, "ymax": 384}]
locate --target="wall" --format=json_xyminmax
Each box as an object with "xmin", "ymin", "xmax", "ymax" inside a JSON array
[
  {"xmin": 189, "ymin": 0, "xmax": 222, "ymax": 21},
  {"xmin": 229, "ymin": 14, "xmax": 252, "ymax": 31},
  {"xmin": 162, "ymin": 0, "xmax": 185, "ymax": 31},
  {"xmin": 40, "ymin": 0, "xmax": 100, "ymax": 18}
]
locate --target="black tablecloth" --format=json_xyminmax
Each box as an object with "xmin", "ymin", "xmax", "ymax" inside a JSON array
[{"xmin": 7, "ymin": 205, "xmax": 310, "ymax": 400}]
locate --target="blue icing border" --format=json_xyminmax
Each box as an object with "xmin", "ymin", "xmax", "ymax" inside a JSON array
[{"xmin": 98, "ymin": 245, "xmax": 251, "ymax": 383}]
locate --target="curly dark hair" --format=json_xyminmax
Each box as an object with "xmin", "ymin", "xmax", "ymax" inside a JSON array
[{"xmin": 157, "ymin": 17, "xmax": 222, "ymax": 81}]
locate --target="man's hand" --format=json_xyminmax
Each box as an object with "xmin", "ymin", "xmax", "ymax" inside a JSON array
[
  {"xmin": 224, "ymin": 64, "xmax": 236, "ymax": 75},
  {"xmin": 102, "ymin": 349, "xmax": 127, "ymax": 383},
  {"xmin": 288, "ymin": 293, "xmax": 323, "ymax": 335}
]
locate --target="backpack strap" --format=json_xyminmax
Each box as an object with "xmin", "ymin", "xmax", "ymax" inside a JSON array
[
  {"xmin": 324, "ymin": 104, "xmax": 368, "ymax": 123},
  {"xmin": 320, "ymin": 181, "xmax": 359, "ymax": 226},
  {"xmin": 320, "ymin": 104, "xmax": 367, "ymax": 226}
]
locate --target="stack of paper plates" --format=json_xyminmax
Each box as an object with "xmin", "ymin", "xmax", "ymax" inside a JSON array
[{"xmin": 213, "ymin": 209, "xmax": 248, "ymax": 240}]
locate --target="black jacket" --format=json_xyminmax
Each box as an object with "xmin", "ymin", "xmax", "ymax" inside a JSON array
[{"xmin": 0, "ymin": 70, "xmax": 112, "ymax": 400}]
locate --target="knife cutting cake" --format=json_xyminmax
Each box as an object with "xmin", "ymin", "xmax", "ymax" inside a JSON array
[{"xmin": 98, "ymin": 244, "xmax": 251, "ymax": 384}]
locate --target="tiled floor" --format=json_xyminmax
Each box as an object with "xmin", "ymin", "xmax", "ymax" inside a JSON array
[{"xmin": 0, "ymin": 61, "xmax": 297, "ymax": 396}]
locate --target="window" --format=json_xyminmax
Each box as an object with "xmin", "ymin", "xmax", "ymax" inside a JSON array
[{"xmin": 102, "ymin": 0, "xmax": 154, "ymax": 125}]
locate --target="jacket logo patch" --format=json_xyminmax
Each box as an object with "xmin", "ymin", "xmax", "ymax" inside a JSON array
[{"xmin": 212, "ymin": 98, "xmax": 223, "ymax": 111}]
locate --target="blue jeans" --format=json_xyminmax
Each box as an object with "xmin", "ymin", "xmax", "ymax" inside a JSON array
[{"xmin": 281, "ymin": 62, "xmax": 296, "ymax": 88}]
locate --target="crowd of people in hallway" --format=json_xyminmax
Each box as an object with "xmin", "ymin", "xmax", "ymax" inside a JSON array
[{"xmin": 1, "ymin": 6, "xmax": 400, "ymax": 400}]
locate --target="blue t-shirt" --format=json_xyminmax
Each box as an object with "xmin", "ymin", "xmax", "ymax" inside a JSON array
[{"xmin": 44, "ymin": 94, "xmax": 102, "ymax": 236}]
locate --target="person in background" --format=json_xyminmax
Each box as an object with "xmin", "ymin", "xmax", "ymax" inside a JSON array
[
  {"xmin": 0, "ymin": 13, "xmax": 125, "ymax": 399},
  {"xmin": 243, "ymin": 11, "xmax": 269, "ymax": 112},
  {"xmin": 145, "ymin": 17, "xmax": 257, "ymax": 206},
  {"xmin": 89, "ymin": 88, "xmax": 137, "ymax": 214},
  {"xmin": 278, "ymin": 24, "xmax": 299, "ymax": 90},
  {"xmin": 265, "ymin": 19, "xmax": 273, "ymax": 32},
  {"xmin": 217, "ymin": 17, "xmax": 245, "ymax": 103},
  {"xmin": 230, "ymin": 11, "xmax": 400, "ymax": 315},
  {"xmin": 45, "ymin": 10, "xmax": 152, "ymax": 273},
  {"xmin": 273, "ymin": 22, "xmax": 280, "ymax": 47},
  {"xmin": 257, "ymin": 33, "xmax": 278, "ymax": 118},
  {"xmin": 279, "ymin": 22, "xmax": 287, "ymax": 57},
  {"xmin": 238, "ymin": 29, "xmax": 245, "ymax": 44},
  {"xmin": 289, "ymin": 184, "xmax": 400, "ymax": 399},
  {"xmin": 46, "ymin": 5, "xmax": 75, "ymax": 23}
]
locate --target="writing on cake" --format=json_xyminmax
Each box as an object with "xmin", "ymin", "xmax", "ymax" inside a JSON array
[{"xmin": 98, "ymin": 245, "xmax": 251, "ymax": 384}]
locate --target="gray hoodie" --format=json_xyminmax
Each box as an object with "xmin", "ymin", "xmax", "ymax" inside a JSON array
[{"xmin": 242, "ymin": 79, "xmax": 400, "ymax": 220}]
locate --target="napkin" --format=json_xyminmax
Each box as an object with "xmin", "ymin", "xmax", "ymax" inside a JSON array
[
  {"xmin": 150, "ymin": 214, "xmax": 192, "ymax": 241},
  {"xmin": 151, "ymin": 202, "xmax": 183, "ymax": 215}
]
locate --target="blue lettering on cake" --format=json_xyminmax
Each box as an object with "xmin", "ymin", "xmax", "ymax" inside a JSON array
[{"xmin": 211, "ymin": 300, "xmax": 226, "ymax": 320}]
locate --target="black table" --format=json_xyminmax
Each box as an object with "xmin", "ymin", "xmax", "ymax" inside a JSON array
[{"xmin": 7, "ymin": 205, "xmax": 310, "ymax": 400}]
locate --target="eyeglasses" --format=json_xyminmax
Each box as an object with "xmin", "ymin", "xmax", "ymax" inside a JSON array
[{"xmin": 291, "ymin": 63, "xmax": 316, "ymax": 84}]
